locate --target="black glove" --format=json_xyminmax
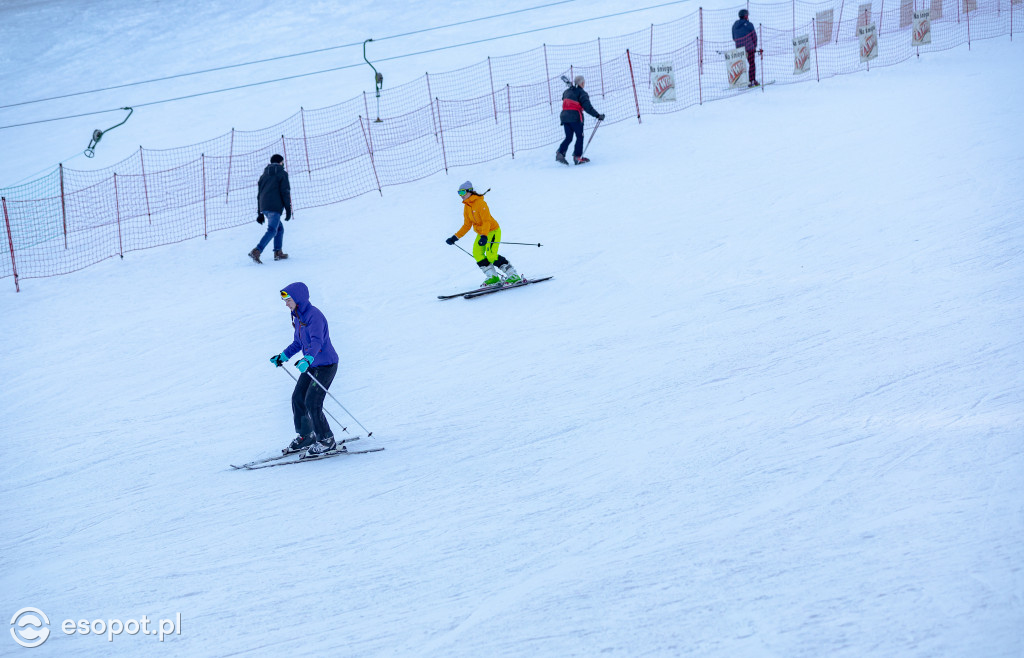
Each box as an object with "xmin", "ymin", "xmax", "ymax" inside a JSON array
[
  {"xmin": 445, "ymin": 235, "xmax": 458, "ymax": 245},
  {"xmin": 284, "ymin": 207, "xmax": 292, "ymax": 221},
  {"xmin": 257, "ymin": 213, "xmax": 265, "ymax": 225},
  {"xmin": 597, "ymin": 113, "xmax": 606, "ymax": 121},
  {"xmin": 477, "ymin": 235, "xmax": 488, "ymax": 247}
]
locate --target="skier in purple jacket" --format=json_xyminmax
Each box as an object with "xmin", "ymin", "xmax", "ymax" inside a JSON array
[{"xmin": 270, "ymin": 282, "xmax": 341, "ymax": 457}]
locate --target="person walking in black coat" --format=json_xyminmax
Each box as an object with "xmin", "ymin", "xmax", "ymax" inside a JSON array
[
  {"xmin": 732, "ymin": 9, "xmax": 760, "ymax": 87},
  {"xmin": 249, "ymin": 154, "xmax": 293, "ymax": 264},
  {"xmin": 556, "ymin": 75, "xmax": 605, "ymax": 166}
]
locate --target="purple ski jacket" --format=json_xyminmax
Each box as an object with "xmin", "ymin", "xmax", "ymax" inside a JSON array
[{"xmin": 281, "ymin": 282, "xmax": 339, "ymax": 366}]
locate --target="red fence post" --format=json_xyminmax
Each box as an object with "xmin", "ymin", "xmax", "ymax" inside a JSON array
[
  {"xmin": 139, "ymin": 147, "xmax": 152, "ymax": 223},
  {"xmin": 200, "ymin": 156, "xmax": 207, "ymax": 238},
  {"xmin": 488, "ymin": 57, "xmax": 498, "ymax": 123},
  {"xmin": 649, "ymin": 24, "xmax": 655, "ymax": 86},
  {"xmin": 813, "ymin": 17, "xmax": 822, "ymax": 81},
  {"xmin": 699, "ymin": 7, "xmax": 704, "ymax": 75},
  {"xmin": 426, "ymin": 73, "xmax": 439, "ymax": 140},
  {"xmin": 436, "ymin": 99, "xmax": 448, "ymax": 173},
  {"xmin": 300, "ymin": 108, "xmax": 312, "ymax": 179},
  {"xmin": 697, "ymin": 37, "xmax": 703, "ymax": 104},
  {"xmin": 59, "ymin": 163, "xmax": 68, "ymax": 249},
  {"xmin": 225, "ymin": 128, "xmax": 234, "ymax": 202},
  {"xmin": 2, "ymin": 197, "xmax": 19, "ymax": 292},
  {"xmin": 114, "ymin": 174, "xmax": 124, "ymax": 257},
  {"xmin": 837, "ymin": 0, "xmax": 846, "ymax": 42},
  {"xmin": 507, "ymin": 84, "xmax": 514, "ymax": 159},
  {"xmin": 598, "ymin": 38, "xmax": 606, "ymax": 98},
  {"xmin": 966, "ymin": 0, "xmax": 972, "ymax": 48},
  {"xmin": 544, "ymin": 44, "xmax": 553, "ymax": 113},
  {"xmin": 758, "ymin": 24, "xmax": 765, "ymax": 90},
  {"xmin": 626, "ymin": 49, "xmax": 642, "ymax": 124},
  {"xmin": 359, "ymin": 116, "xmax": 383, "ymax": 196}
]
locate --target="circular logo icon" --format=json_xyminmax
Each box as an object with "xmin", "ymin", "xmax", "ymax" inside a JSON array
[{"xmin": 10, "ymin": 608, "xmax": 50, "ymax": 648}]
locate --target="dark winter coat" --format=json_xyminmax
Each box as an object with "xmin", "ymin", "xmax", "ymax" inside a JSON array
[
  {"xmin": 257, "ymin": 163, "xmax": 292, "ymax": 214},
  {"xmin": 732, "ymin": 19, "xmax": 758, "ymax": 51},
  {"xmin": 281, "ymin": 282, "xmax": 339, "ymax": 367},
  {"xmin": 559, "ymin": 85, "xmax": 601, "ymax": 125}
]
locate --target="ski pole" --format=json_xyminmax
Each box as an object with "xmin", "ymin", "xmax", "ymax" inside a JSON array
[
  {"xmin": 501, "ymin": 242, "xmax": 543, "ymax": 247},
  {"xmin": 582, "ymin": 119, "xmax": 602, "ymax": 156},
  {"xmin": 304, "ymin": 370, "xmax": 374, "ymax": 438},
  {"xmin": 280, "ymin": 367, "xmax": 350, "ymax": 435},
  {"xmin": 452, "ymin": 242, "xmax": 476, "ymax": 259}
]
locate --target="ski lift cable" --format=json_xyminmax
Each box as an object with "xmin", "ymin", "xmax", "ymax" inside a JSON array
[
  {"xmin": 0, "ymin": 0, "xmax": 690, "ymax": 131},
  {"xmin": 0, "ymin": 0, "xmax": 587, "ymax": 111}
]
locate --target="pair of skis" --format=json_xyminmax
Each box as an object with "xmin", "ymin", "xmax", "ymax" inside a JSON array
[
  {"xmin": 230, "ymin": 436, "xmax": 384, "ymax": 470},
  {"xmin": 438, "ymin": 276, "xmax": 553, "ymax": 300}
]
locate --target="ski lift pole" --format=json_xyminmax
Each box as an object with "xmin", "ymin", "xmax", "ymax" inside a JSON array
[
  {"xmin": 582, "ymin": 119, "xmax": 602, "ymax": 156},
  {"xmin": 363, "ymin": 39, "xmax": 384, "ymax": 123},
  {"xmin": 85, "ymin": 107, "xmax": 133, "ymax": 158}
]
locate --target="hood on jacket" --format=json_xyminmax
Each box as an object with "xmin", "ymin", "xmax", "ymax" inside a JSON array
[{"xmin": 281, "ymin": 282, "xmax": 310, "ymax": 310}]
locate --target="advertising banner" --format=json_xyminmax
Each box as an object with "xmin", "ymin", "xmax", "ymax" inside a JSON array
[
  {"xmin": 912, "ymin": 10, "xmax": 932, "ymax": 45},
  {"xmin": 856, "ymin": 3, "xmax": 873, "ymax": 35},
  {"xmin": 900, "ymin": 0, "xmax": 915, "ymax": 27},
  {"xmin": 859, "ymin": 23, "xmax": 879, "ymax": 62},
  {"xmin": 725, "ymin": 48, "xmax": 749, "ymax": 88},
  {"xmin": 815, "ymin": 9, "xmax": 834, "ymax": 43},
  {"xmin": 650, "ymin": 62, "xmax": 677, "ymax": 102},
  {"xmin": 793, "ymin": 35, "xmax": 811, "ymax": 74}
]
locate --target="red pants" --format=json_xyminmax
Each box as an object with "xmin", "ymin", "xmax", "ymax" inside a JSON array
[{"xmin": 746, "ymin": 50, "xmax": 757, "ymax": 83}]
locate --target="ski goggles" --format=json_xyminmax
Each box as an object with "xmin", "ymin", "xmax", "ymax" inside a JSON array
[
  {"xmin": 457, "ymin": 189, "xmax": 471, "ymax": 197},
  {"xmin": 280, "ymin": 291, "xmax": 292, "ymax": 300}
]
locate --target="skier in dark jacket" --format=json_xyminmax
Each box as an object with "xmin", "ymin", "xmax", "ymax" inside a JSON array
[
  {"xmin": 270, "ymin": 282, "xmax": 341, "ymax": 458},
  {"xmin": 556, "ymin": 75, "xmax": 605, "ymax": 165},
  {"xmin": 249, "ymin": 154, "xmax": 293, "ymax": 264},
  {"xmin": 732, "ymin": 9, "xmax": 760, "ymax": 87}
]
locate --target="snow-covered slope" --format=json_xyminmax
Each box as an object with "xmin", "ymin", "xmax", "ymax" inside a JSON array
[{"xmin": 1, "ymin": 1, "xmax": 1022, "ymax": 655}]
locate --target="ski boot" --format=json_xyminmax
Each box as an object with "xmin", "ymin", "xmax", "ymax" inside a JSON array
[
  {"xmin": 499, "ymin": 263, "xmax": 522, "ymax": 285},
  {"xmin": 248, "ymin": 248, "xmax": 263, "ymax": 264},
  {"xmin": 555, "ymin": 151, "xmax": 569, "ymax": 166},
  {"xmin": 304, "ymin": 435, "xmax": 340, "ymax": 459},
  {"xmin": 748, "ymin": 80, "xmax": 760, "ymax": 88},
  {"xmin": 285, "ymin": 434, "xmax": 315, "ymax": 454},
  {"xmin": 574, "ymin": 156, "xmax": 590, "ymax": 165},
  {"xmin": 479, "ymin": 263, "xmax": 502, "ymax": 287},
  {"xmin": 274, "ymin": 250, "xmax": 289, "ymax": 261}
]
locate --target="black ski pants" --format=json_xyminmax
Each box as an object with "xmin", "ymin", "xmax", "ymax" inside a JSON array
[
  {"xmin": 291, "ymin": 362, "xmax": 338, "ymax": 441},
  {"xmin": 558, "ymin": 121, "xmax": 585, "ymax": 158}
]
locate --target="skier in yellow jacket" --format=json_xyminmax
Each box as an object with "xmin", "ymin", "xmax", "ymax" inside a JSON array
[{"xmin": 445, "ymin": 181, "xmax": 521, "ymax": 286}]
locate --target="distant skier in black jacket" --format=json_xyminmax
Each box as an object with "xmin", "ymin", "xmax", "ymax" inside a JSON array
[
  {"xmin": 556, "ymin": 75, "xmax": 605, "ymax": 166},
  {"xmin": 249, "ymin": 154, "xmax": 293, "ymax": 264},
  {"xmin": 732, "ymin": 9, "xmax": 760, "ymax": 87}
]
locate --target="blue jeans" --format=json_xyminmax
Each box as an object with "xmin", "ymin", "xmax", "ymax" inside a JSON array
[{"xmin": 256, "ymin": 210, "xmax": 284, "ymax": 252}]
